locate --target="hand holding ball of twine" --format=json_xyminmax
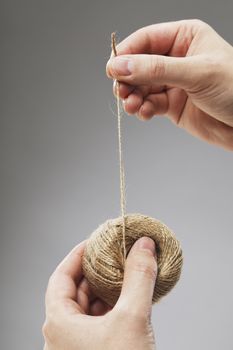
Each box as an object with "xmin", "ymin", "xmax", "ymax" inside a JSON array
[{"xmin": 82, "ymin": 214, "xmax": 183, "ymax": 307}]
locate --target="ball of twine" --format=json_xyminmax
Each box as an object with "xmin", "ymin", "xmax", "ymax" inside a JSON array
[{"xmin": 82, "ymin": 213, "xmax": 183, "ymax": 307}]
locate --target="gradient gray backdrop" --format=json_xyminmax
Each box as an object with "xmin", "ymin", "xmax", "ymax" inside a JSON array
[{"xmin": 1, "ymin": 1, "xmax": 233, "ymax": 349}]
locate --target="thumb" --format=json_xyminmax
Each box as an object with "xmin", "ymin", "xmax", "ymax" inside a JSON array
[
  {"xmin": 106, "ymin": 54, "xmax": 204, "ymax": 89},
  {"xmin": 115, "ymin": 237, "xmax": 157, "ymax": 317}
]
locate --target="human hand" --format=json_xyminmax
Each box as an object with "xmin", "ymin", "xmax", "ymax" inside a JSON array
[
  {"xmin": 106, "ymin": 20, "xmax": 233, "ymax": 150},
  {"xmin": 43, "ymin": 237, "xmax": 157, "ymax": 350}
]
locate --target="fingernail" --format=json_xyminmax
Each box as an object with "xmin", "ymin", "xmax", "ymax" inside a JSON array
[
  {"xmin": 109, "ymin": 57, "xmax": 133, "ymax": 76},
  {"xmin": 133, "ymin": 237, "xmax": 156, "ymax": 256}
]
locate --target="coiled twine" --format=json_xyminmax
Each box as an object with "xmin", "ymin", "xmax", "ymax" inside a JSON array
[{"xmin": 82, "ymin": 213, "xmax": 183, "ymax": 307}]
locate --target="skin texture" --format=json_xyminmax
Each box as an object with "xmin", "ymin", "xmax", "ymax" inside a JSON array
[
  {"xmin": 43, "ymin": 237, "xmax": 157, "ymax": 350},
  {"xmin": 106, "ymin": 20, "xmax": 233, "ymax": 151}
]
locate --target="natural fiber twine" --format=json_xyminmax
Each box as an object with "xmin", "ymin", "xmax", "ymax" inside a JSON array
[{"xmin": 82, "ymin": 213, "xmax": 183, "ymax": 307}]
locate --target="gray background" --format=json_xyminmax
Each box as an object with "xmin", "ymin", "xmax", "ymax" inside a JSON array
[{"xmin": 1, "ymin": 0, "xmax": 233, "ymax": 349}]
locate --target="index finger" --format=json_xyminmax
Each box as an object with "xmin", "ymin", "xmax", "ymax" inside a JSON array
[
  {"xmin": 112, "ymin": 20, "xmax": 195, "ymax": 57},
  {"xmin": 45, "ymin": 241, "xmax": 86, "ymax": 311}
]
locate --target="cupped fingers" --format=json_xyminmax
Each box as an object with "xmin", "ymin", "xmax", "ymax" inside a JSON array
[
  {"xmin": 138, "ymin": 92, "xmax": 169, "ymax": 120},
  {"xmin": 76, "ymin": 277, "xmax": 96, "ymax": 314},
  {"xmin": 113, "ymin": 81, "xmax": 135, "ymax": 99},
  {"xmin": 123, "ymin": 89, "xmax": 143, "ymax": 115},
  {"xmin": 89, "ymin": 299, "xmax": 112, "ymax": 316}
]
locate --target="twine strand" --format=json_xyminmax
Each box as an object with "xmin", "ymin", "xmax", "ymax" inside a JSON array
[{"xmin": 111, "ymin": 33, "xmax": 126, "ymax": 261}]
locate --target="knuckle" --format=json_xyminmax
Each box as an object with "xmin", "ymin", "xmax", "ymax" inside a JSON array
[
  {"xmin": 42, "ymin": 317, "xmax": 58, "ymax": 344},
  {"xmin": 42, "ymin": 320, "xmax": 52, "ymax": 341},
  {"xmin": 135, "ymin": 261, "xmax": 157, "ymax": 281},
  {"xmin": 129, "ymin": 253, "xmax": 157, "ymax": 281},
  {"xmin": 188, "ymin": 55, "xmax": 223, "ymax": 93},
  {"xmin": 201, "ymin": 56, "xmax": 222, "ymax": 81},
  {"xmin": 190, "ymin": 19, "xmax": 208, "ymax": 29},
  {"xmin": 42, "ymin": 321, "xmax": 48, "ymax": 338},
  {"xmin": 150, "ymin": 56, "xmax": 166, "ymax": 82}
]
